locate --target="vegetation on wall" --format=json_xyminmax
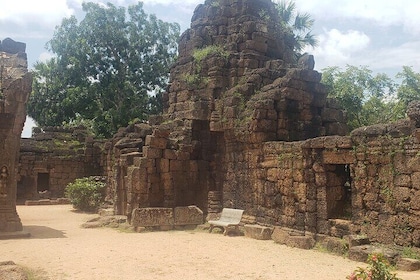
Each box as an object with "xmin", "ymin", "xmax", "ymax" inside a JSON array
[
  {"xmin": 274, "ymin": 0, "xmax": 318, "ymax": 54},
  {"xmin": 28, "ymin": 2, "xmax": 180, "ymax": 138},
  {"xmin": 183, "ymin": 45, "xmax": 229, "ymax": 89}
]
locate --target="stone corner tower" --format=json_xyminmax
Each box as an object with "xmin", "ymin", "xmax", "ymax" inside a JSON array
[{"xmin": 0, "ymin": 38, "xmax": 32, "ymax": 237}]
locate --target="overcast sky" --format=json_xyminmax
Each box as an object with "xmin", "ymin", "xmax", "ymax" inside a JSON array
[{"xmin": 1, "ymin": 0, "xmax": 420, "ymax": 136}]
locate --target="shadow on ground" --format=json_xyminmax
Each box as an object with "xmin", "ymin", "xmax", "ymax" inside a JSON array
[{"xmin": 23, "ymin": 225, "xmax": 66, "ymax": 239}]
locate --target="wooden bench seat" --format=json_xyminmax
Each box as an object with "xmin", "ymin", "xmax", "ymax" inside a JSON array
[{"xmin": 208, "ymin": 208, "xmax": 244, "ymax": 236}]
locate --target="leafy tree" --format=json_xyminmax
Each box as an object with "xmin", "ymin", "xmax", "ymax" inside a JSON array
[
  {"xmin": 274, "ymin": 0, "xmax": 318, "ymax": 53},
  {"xmin": 28, "ymin": 2, "xmax": 180, "ymax": 137},
  {"xmin": 396, "ymin": 66, "xmax": 420, "ymax": 106},
  {"xmin": 322, "ymin": 65, "xmax": 400, "ymax": 131}
]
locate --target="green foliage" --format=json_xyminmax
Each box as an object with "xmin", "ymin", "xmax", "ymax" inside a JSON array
[
  {"xmin": 258, "ymin": 9, "xmax": 270, "ymax": 21},
  {"xmin": 347, "ymin": 253, "xmax": 401, "ymax": 280},
  {"xmin": 185, "ymin": 45, "xmax": 227, "ymax": 88},
  {"xmin": 274, "ymin": 0, "xmax": 318, "ymax": 53},
  {"xmin": 65, "ymin": 177, "xmax": 106, "ymax": 212},
  {"xmin": 401, "ymin": 247, "xmax": 420, "ymax": 260},
  {"xmin": 183, "ymin": 74, "xmax": 203, "ymax": 88},
  {"xmin": 210, "ymin": 0, "xmax": 220, "ymax": 8},
  {"xmin": 28, "ymin": 2, "xmax": 180, "ymax": 138},
  {"xmin": 21, "ymin": 266, "xmax": 48, "ymax": 280},
  {"xmin": 397, "ymin": 66, "xmax": 420, "ymax": 106},
  {"xmin": 322, "ymin": 65, "xmax": 401, "ymax": 131}
]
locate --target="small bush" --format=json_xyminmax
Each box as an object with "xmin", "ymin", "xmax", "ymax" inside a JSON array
[
  {"xmin": 347, "ymin": 253, "xmax": 401, "ymax": 280},
  {"xmin": 65, "ymin": 177, "xmax": 105, "ymax": 212}
]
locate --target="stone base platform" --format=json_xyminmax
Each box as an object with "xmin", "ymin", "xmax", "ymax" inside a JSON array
[
  {"xmin": 0, "ymin": 231, "xmax": 30, "ymax": 240},
  {"xmin": 24, "ymin": 198, "xmax": 71, "ymax": 206}
]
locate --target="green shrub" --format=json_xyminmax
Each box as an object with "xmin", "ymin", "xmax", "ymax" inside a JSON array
[
  {"xmin": 347, "ymin": 253, "xmax": 401, "ymax": 280},
  {"xmin": 65, "ymin": 177, "xmax": 105, "ymax": 212}
]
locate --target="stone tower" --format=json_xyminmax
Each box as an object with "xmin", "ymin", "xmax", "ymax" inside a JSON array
[
  {"xmin": 0, "ymin": 38, "xmax": 32, "ymax": 237},
  {"xmin": 106, "ymin": 0, "xmax": 347, "ymax": 218}
]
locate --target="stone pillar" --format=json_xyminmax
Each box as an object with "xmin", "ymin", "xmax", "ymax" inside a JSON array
[{"xmin": 0, "ymin": 38, "xmax": 31, "ymax": 238}]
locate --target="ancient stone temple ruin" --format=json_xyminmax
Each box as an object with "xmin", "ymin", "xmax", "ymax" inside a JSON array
[
  {"xmin": 0, "ymin": 38, "xmax": 31, "ymax": 236},
  {"xmin": 11, "ymin": 0, "xmax": 419, "ymax": 252},
  {"xmin": 105, "ymin": 0, "xmax": 347, "ymax": 231},
  {"xmin": 104, "ymin": 0, "xmax": 420, "ymax": 249}
]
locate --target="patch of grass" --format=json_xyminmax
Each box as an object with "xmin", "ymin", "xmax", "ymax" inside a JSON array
[
  {"xmin": 116, "ymin": 224, "xmax": 136, "ymax": 233},
  {"xmin": 192, "ymin": 45, "xmax": 229, "ymax": 64},
  {"xmin": 21, "ymin": 266, "xmax": 49, "ymax": 280},
  {"xmin": 313, "ymin": 242, "xmax": 329, "ymax": 253},
  {"xmin": 182, "ymin": 73, "xmax": 209, "ymax": 89},
  {"xmin": 401, "ymin": 246, "xmax": 420, "ymax": 260}
]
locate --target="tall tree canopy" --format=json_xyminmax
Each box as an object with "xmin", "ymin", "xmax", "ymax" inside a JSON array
[
  {"xmin": 322, "ymin": 65, "xmax": 420, "ymax": 131},
  {"xmin": 28, "ymin": 2, "xmax": 180, "ymax": 137},
  {"xmin": 275, "ymin": 0, "xmax": 318, "ymax": 54},
  {"xmin": 397, "ymin": 66, "xmax": 420, "ymax": 107}
]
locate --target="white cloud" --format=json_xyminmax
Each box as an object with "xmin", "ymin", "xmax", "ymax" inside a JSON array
[
  {"xmin": 38, "ymin": 52, "xmax": 54, "ymax": 63},
  {"xmin": 309, "ymin": 29, "xmax": 370, "ymax": 69},
  {"xmin": 362, "ymin": 41, "xmax": 420, "ymax": 73},
  {"xmin": 295, "ymin": 0, "xmax": 420, "ymax": 34},
  {"xmin": 0, "ymin": 0, "xmax": 73, "ymax": 26},
  {"xmin": 142, "ymin": 0, "xmax": 200, "ymax": 5}
]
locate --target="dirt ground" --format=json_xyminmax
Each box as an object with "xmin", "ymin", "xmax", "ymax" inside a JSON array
[{"xmin": 1, "ymin": 205, "xmax": 419, "ymax": 280}]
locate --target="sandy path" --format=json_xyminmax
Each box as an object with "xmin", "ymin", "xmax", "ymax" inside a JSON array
[{"xmin": 1, "ymin": 205, "xmax": 419, "ymax": 280}]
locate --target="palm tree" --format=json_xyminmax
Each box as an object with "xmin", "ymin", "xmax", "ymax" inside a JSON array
[{"xmin": 275, "ymin": 0, "xmax": 318, "ymax": 53}]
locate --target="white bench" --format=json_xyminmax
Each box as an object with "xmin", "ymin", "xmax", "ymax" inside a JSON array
[{"xmin": 208, "ymin": 208, "xmax": 244, "ymax": 236}]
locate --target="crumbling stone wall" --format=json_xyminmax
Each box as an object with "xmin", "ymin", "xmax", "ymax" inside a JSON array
[
  {"xmin": 18, "ymin": 126, "xmax": 105, "ymax": 200},
  {"xmin": 0, "ymin": 38, "xmax": 31, "ymax": 232},
  {"xmin": 349, "ymin": 120, "xmax": 420, "ymax": 246},
  {"xmin": 255, "ymin": 120, "xmax": 420, "ymax": 247}
]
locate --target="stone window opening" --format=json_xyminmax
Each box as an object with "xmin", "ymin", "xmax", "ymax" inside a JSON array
[{"xmin": 36, "ymin": 172, "xmax": 50, "ymax": 192}]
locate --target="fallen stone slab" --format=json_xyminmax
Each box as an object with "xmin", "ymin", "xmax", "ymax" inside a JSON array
[
  {"xmin": 396, "ymin": 258, "xmax": 420, "ymax": 271},
  {"xmin": 271, "ymin": 227, "xmax": 315, "ymax": 249},
  {"xmin": 345, "ymin": 234, "xmax": 370, "ymax": 248},
  {"xmin": 244, "ymin": 224, "xmax": 273, "ymax": 240},
  {"xmin": 315, "ymin": 234, "xmax": 348, "ymax": 255},
  {"xmin": 174, "ymin": 205, "xmax": 203, "ymax": 226},
  {"xmin": 348, "ymin": 245, "xmax": 399, "ymax": 264},
  {"xmin": 131, "ymin": 207, "xmax": 174, "ymax": 229}
]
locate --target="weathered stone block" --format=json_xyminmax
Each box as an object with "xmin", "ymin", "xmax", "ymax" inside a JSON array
[
  {"xmin": 244, "ymin": 224, "xmax": 273, "ymax": 240},
  {"xmin": 145, "ymin": 135, "xmax": 167, "ymax": 149},
  {"xmin": 316, "ymin": 235, "xmax": 349, "ymax": 255},
  {"xmin": 271, "ymin": 227, "xmax": 315, "ymax": 249},
  {"xmin": 349, "ymin": 245, "xmax": 399, "ymax": 264},
  {"xmin": 142, "ymin": 146, "xmax": 162, "ymax": 159},
  {"xmin": 174, "ymin": 206, "xmax": 203, "ymax": 226},
  {"xmin": 131, "ymin": 207, "xmax": 174, "ymax": 228},
  {"xmin": 345, "ymin": 235, "xmax": 370, "ymax": 248},
  {"xmin": 397, "ymin": 258, "xmax": 420, "ymax": 271},
  {"xmin": 322, "ymin": 150, "xmax": 355, "ymax": 164}
]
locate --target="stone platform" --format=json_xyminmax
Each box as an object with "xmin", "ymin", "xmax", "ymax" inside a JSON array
[{"xmin": 0, "ymin": 231, "xmax": 30, "ymax": 239}]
